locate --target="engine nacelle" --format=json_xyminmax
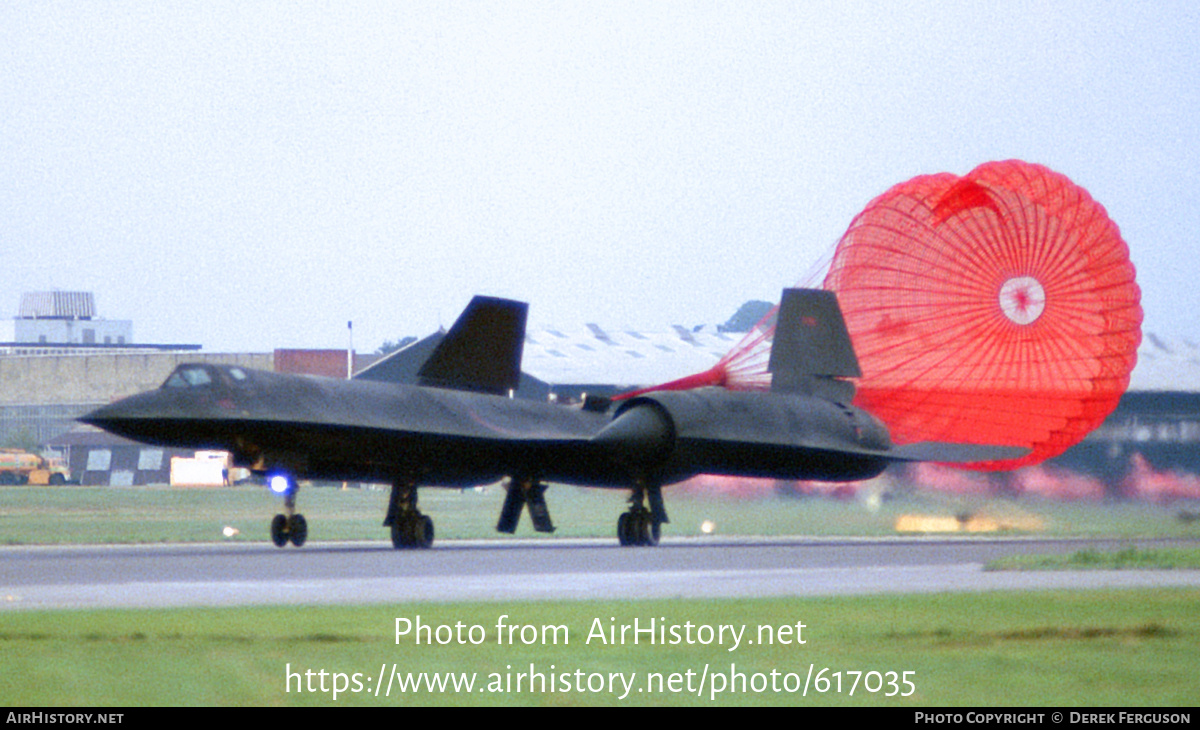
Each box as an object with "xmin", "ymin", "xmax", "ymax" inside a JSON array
[
  {"xmin": 594, "ymin": 387, "xmax": 893, "ymax": 477},
  {"xmin": 592, "ymin": 399, "xmax": 675, "ymax": 466}
]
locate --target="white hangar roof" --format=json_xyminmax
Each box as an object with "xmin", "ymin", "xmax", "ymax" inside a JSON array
[
  {"xmin": 521, "ymin": 323, "xmax": 738, "ymax": 389},
  {"xmin": 520, "ymin": 323, "xmax": 1200, "ymax": 395},
  {"xmin": 1129, "ymin": 333, "xmax": 1200, "ymax": 393}
]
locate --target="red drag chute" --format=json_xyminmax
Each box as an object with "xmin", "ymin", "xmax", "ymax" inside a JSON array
[{"xmin": 622, "ymin": 160, "xmax": 1142, "ymax": 471}]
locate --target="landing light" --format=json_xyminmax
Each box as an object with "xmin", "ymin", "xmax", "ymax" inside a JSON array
[
  {"xmin": 864, "ymin": 492, "xmax": 882, "ymax": 513},
  {"xmin": 269, "ymin": 475, "xmax": 293, "ymax": 495}
]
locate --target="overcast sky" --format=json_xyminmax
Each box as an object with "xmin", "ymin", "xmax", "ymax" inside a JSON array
[{"xmin": 3, "ymin": 1, "xmax": 1197, "ymax": 353}]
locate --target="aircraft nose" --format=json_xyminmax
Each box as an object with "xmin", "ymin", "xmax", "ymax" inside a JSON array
[
  {"xmin": 78, "ymin": 391, "xmax": 177, "ymax": 440},
  {"xmin": 81, "ymin": 393, "xmax": 147, "ymax": 425}
]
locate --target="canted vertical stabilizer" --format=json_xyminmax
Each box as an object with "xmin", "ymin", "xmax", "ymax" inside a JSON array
[
  {"xmin": 768, "ymin": 288, "xmax": 860, "ymax": 399},
  {"xmin": 417, "ymin": 296, "xmax": 528, "ymax": 395}
]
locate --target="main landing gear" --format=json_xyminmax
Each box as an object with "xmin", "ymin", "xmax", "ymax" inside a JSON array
[
  {"xmin": 617, "ymin": 509, "xmax": 658, "ymax": 546},
  {"xmin": 617, "ymin": 477, "xmax": 667, "ymax": 547},
  {"xmin": 385, "ymin": 479, "xmax": 434, "ymax": 549},
  {"xmin": 268, "ymin": 475, "xmax": 307, "ymax": 547}
]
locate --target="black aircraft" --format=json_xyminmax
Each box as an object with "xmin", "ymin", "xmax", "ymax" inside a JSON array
[{"xmin": 80, "ymin": 289, "xmax": 1025, "ymax": 549}]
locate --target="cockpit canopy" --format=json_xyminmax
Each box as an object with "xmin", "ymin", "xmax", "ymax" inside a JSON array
[{"xmin": 162, "ymin": 365, "xmax": 249, "ymax": 389}]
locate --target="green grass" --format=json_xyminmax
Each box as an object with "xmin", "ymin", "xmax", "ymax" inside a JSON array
[
  {"xmin": 1, "ymin": 590, "xmax": 1197, "ymax": 706},
  {"xmin": 988, "ymin": 546, "xmax": 1200, "ymax": 571},
  {"xmin": 3, "ymin": 481, "xmax": 1199, "ymax": 545}
]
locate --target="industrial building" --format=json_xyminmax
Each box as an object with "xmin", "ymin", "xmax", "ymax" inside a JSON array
[{"xmin": 1, "ymin": 291, "xmax": 131, "ymax": 346}]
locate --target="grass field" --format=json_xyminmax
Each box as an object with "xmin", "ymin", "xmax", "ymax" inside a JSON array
[
  {"xmin": 988, "ymin": 546, "xmax": 1200, "ymax": 571},
  {"xmin": 1, "ymin": 590, "xmax": 1197, "ymax": 706},
  {"xmin": 3, "ymin": 480, "xmax": 1200, "ymax": 545}
]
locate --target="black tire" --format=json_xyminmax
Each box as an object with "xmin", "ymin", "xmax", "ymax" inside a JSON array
[
  {"xmin": 617, "ymin": 512, "xmax": 631, "ymax": 546},
  {"xmin": 270, "ymin": 514, "xmax": 289, "ymax": 547},
  {"xmin": 418, "ymin": 514, "xmax": 434, "ymax": 549},
  {"xmin": 289, "ymin": 514, "xmax": 308, "ymax": 547},
  {"xmin": 391, "ymin": 514, "xmax": 433, "ymax": 549},
  {"xmin": 390, "ymin": 520, "xmax": 407, "ymax": 549},
  {"xmin": 49, "ymin": 473, "xmax": 66, "ymax": 486},
  {"xmin": 643, "ymin": 516, "xmax": 661, "ymax": 547}
]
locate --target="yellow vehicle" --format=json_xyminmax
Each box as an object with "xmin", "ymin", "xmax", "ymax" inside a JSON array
[{"xmin": 0, "ymin": 448, "xmax": 71, "ymax": 485}]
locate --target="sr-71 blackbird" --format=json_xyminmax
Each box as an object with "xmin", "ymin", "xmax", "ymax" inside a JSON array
[{"xmin": 81, "ymin": 289, "xmax": 1025, "ymax": 548}]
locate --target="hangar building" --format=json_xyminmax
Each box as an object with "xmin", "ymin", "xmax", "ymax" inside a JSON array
[{"xmin": 1049, "ymin": 333, "xmax": 1200, "ymax": 487}]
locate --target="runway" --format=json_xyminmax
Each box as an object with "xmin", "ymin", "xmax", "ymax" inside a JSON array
[{"xmin": 4, "ymin": 536, "xmax": 1199, "ymax": 610}]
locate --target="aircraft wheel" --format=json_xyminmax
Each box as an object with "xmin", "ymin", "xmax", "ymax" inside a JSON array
[
  {"xmin": 289, "ymin": 514, "xmax": 308, "ymax": 547},
  {"xmin": 270, "ymin": 514, "xmax": 289, "ymax": 547},
  {"xmin": 641, "ymin": 514, "xmax": 660, "ymax": 547},
  {"xmin": 391, "ymin": 514, "xmax": 434, "ymax": 549},
  {"xmin": 390, "ymin": 519, "xmax": 409, "ymax": 549},
  {"xmin": 418, "ymin": 514, "xmax": 435, "ymax": 549},
  {"xmin": 635, "ymin": 512, "xmax": 651, "ymax": 545},
  {"xmin": 618, "ymin": 511, "xmax": 659, "ymax": 547},
  {"xmin": 617, "ymin": 512, "xmax": 632, "ymax": 546}
]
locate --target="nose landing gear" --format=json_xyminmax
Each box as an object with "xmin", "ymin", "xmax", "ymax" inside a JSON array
[
  {"xmin": 268, "ymin": 475, "xmax": 307, "ymax": 547},
  {"xmin": 270, "ymin": 512, "xmax": 308, "ymax": 547}
]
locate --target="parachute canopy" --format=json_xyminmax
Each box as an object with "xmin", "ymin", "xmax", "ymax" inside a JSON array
[
  {"xmin": 620, "ymin": 160, "xmax": 1140, "ymax": 472},
  {"xmin": 822, "ymin": 160, "xmax": 1142, "ymax": 469}
]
